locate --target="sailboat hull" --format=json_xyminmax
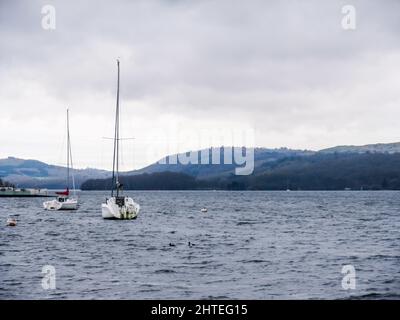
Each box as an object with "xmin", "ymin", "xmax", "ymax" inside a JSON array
[
  {"xmin": 101, "ymin": 197, "xmax": 140, "ymax": 219},
  {"xmin": 43, "ymin": 197, "xmax": 78, "ymax": 211}
]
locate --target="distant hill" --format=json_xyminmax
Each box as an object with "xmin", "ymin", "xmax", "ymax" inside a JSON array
[
  {"xmin": 230, "ymin": 152, "xmax": 400, "ymax": 190},
  {"xmin": 81, "ymin": 152, "xmax": 400, "ymax": 191},
  {"xmin": 0, "ymin": 157, "xmax": 110, "ymax": 189},
  {"xmin": 128, "ymin": 147, "xmax": 314, "ymax": 178},
  {"xmin": 4, "ymin": 141, "xmax": 400, "ymax": 189},
  {"xmin": 1, "ymin": 148, "xmax": 314, "ymax": 188},
  {"xmin": 320, "ymin": 142, "xmax": 400, "ymax": 154}
]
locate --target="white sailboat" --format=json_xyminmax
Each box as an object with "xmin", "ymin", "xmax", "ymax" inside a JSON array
[
  {"xmin": 101, "ymin": 60, "xmax": 140, "ymax": 220},
  {"xmin": 43, "ymin": 109, "xmax": 78, "ymax": 211}
]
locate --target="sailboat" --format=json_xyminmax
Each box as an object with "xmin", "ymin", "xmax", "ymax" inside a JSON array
[
  {"xmin": 43, "ymin": 109, "xmax": 78, "ymax": 210},
  {"xmin": 101, "ymin": 60, "xmax": 140, "ymax": 220}
]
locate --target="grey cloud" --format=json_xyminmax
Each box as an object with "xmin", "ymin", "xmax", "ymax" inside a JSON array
[{"xmin": 1, "ymin": 0, "xmax": 400, "ymax": 167}]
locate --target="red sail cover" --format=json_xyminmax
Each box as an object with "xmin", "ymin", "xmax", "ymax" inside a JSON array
[{"xmin": 56, "ymin": 188, "xmax": 69, "ymax": 196}]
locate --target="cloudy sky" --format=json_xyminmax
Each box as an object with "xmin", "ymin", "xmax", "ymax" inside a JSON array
[{"xmin": 1, "ymin": 0, "xmax": 400, "ymax": 170}]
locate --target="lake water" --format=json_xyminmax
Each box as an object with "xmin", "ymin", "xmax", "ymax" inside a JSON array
[{"xmin": 0, "ymin": 191, "xmax": 399, "ymax": 299}]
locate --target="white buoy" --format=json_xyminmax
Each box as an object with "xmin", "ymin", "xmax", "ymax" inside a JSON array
[{"xmin": 7, "ymin": 218, "xmax": 17, "ymax": 227}]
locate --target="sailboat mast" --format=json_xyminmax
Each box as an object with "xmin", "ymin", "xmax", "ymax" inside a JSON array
[
  {"xmin": 67, "ymin": 108, "xmax": 70, "ymax": 191},
  {"xmin": 111, "ymin": 60, "xmax": 120, "ymax": 197},
  {"xmin": 116, "ymin": 59, "xmax": 120, "ymax": 196}
]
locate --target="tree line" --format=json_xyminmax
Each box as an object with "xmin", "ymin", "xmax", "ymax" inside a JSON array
[
  {"xmin": 81, "ymin": 152, "xmax": 400, "ymax": 190},
  {"xmin": 0, "ymin": 178, "xmax": 14, "ymax": 188}
]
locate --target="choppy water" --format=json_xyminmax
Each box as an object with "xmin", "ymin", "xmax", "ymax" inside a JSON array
[{"xmin": 0, "ymin": 191, "xmax": 399, "ymax": 299}]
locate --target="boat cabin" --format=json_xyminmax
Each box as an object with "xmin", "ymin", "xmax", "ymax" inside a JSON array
[
  {"xmin": 57, "ymin": 196, "xmax": 68, "ymax": 202},
  {"xmin": 115, "ymin": 196, "xmax": 125, "ymax": 207}
]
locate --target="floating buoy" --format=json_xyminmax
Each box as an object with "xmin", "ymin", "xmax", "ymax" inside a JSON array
[
  {"xmin": 7, "ymin": 218, "xmax": 17, "ymax": 227},
  {"xmin": 201, "ymin": 208, "xmax": 208, "ymax": 213}
]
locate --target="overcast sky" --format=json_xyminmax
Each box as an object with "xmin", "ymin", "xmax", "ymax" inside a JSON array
[{"xmin": 1, "ymin": 0, "xmax": 400, "ymax": 170}]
